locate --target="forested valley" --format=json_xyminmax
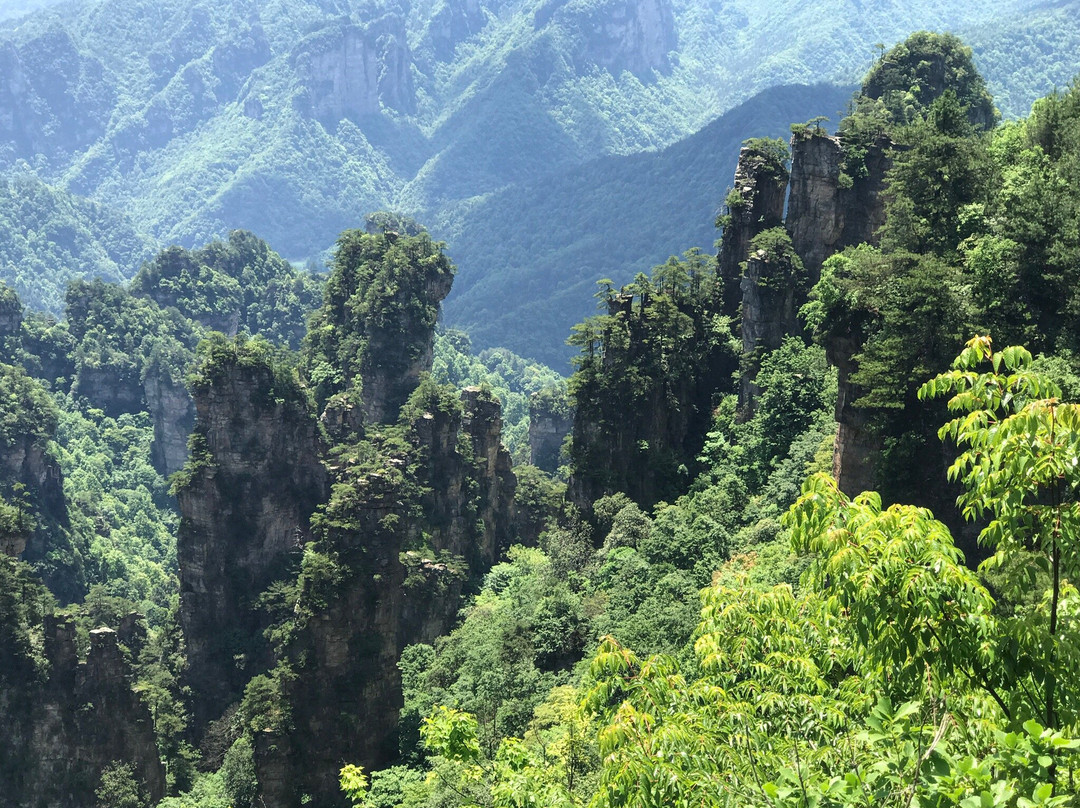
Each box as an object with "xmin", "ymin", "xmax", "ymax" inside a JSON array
[{"xmin": 3, "ymin": 15, "xmax": 1080, "ymax": 808}]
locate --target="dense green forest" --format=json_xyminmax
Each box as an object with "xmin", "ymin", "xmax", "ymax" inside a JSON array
[
  {"xmin": 300, "ymin": 32, "xmax": 1080, "ymax": 807},
  {"xmin": 4, "ymin": 17, "xmax": 1080, "ymax": 808}
]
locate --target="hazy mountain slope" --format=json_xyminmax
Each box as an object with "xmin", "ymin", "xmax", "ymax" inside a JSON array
[
  {"xmin": 0, "ymin": 173, "xmax": 155, "ymax": 312},
  {"xmin": 1, "ymin": 0, "xmax": 1078, "ymax": 357},
  {"xmin": 438, "ymin": 82, "xmax": 854, "ymax": 366},
  {"xmin": 0, "ymin": 0, "xmax": 73, "ymax": 22},
  {"xmin": 1, "ymin": 0, "xmax": 1069, "ymax": 261},
  {"xmin": 965, "ymin": 0, "xmax": 1080, "ymax": 117}
]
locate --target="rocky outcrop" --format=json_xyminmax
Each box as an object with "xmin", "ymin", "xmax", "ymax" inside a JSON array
[
  {"xmin": 717, "ymin": 145, "xmax": 789, "ymax": 316},
  {"xmin": 0, "ymin": 289, "xmax": 21, "ymax": 341},
  {"xmin": 176, "ymin": 353, "xmax": 328, "ymax": 733},
  {"xmin": 786, "ymin": 133, "xmax": 844, "ymax": 280},
  {"xmin": 738, "ymin": 242, "xmax": 805, "ymax": 413},
  {"xmin": 786, "ymin": 130, "xmax": 890, "ymax": 281},
  {"xmin": 254, "ymin": 386, "xmax": 515, "ymax": 808},
  {"xmin": 73, "ymin": 364, "xmax": 145, "ymax": 417},
  {"xmin": 0, "ymin": 619, "xmax": 165, "ymax": 807},
  {"xmin": 826, "ymin": 335, "xmax": 879, "ymax": 497},
  {"xmin": 528, "ymin": 386, "xmax": 572, "ymax": 473},
  {"xmin": 0, "ymin": 435, "xmax": 65, "ymax": 542},
  {"xmin": 459, "ymin": 386, "xmax": 516, "ymax": 564},
  {"xmin": 361, "ymin": 266, "xmax": 454, "ymax": 426},
  {"xmin": 0, "ymin": 29, "xmax": 113, "ymax": 164},
  {"xmin": 292, "ymin": 16, "xmax": 416, "ymax": 125},
  {"xmin": 568, "ymin": 290, "xmax": 736, "ymax": 512},
  {"xmin": 783, "ymin": 129, "xmax": 891, "ymax": 485},
  {"xmin": 143, "ymin": 368, "xmax": 196, "ymax": 477},
  {"xmin": 306, "ymin": 230, "xmax": 456, "ymax": 426},
  {"xmin": 425, "ymin": 0, "xmax": 487, "ymax": 61},
  {"xmin": 559, "ymin": 0, "xmax": 677, "ymax": 76},
  {"xmin": 0, "ymin": 376, "xmax": 76, "ymax": 597}
]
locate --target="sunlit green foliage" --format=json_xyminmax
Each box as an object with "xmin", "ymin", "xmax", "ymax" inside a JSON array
[
  {"xmin": 305, "ymin": 228, "xmax": 454, "ymax": 415},
  {"xmin": 432, "ymin": 329, "xmax": 565, "ymax": 465},
  {"xmin": 55, "ymin": 403, "xmax": 177, "ymax": 625},
  {"xmin": 0, "ymin": 174, "xmax": 156, "ymax": 315},
  {"xmin": 861, "ymin": 31, "xmax": 998, "ymax": 129},
  {"xmin": 572, "ymin": 338, "xmax": 1080, "ymax": 807},
  {"xmin": 131, "ymin": 230, "xmax": 322, "ymax": 349}
]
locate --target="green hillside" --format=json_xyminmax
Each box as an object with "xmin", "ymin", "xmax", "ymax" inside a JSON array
[
  {"xmin": 1, "ymin": 0, "xmax": 1079, "ymax": 358},
  {"xmin": 2, "ymin": 0, "xmax": 1076, "ymax": 256},
  {"xmin": 0, "ymin": 173, "xmax": 156, "ymax": 313},
  {"xmin": 439, "ymin": 82, "xmax": 855, "ymax": 365}
]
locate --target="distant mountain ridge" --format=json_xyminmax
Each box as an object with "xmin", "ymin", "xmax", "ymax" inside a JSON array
[{"xmin": 1, "ymin": 0, "xmax": 1079, "ymax": 359}]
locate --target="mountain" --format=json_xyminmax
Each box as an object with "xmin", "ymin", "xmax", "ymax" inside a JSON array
[
  {"xmin": 439, "ymin": 82, "xmax": 855, "ymax": 365},
  {"xmin": 0, "ymin": 0, "xmax": 1078, "ymax": 357},
  {"xmin": 0, "ymin": 173, "xmax": 155, "ymax": 312}
]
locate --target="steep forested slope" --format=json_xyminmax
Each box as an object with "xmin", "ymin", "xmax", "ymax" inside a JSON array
[
  {"xmin": 0, "ymin": 173, "xmax": 156, "ymax": 313},
  {"xmin": 441, "ymin": 82, "xmax": 854, "ymax": 363},
  {"xmin": 5, "ymin": 19, "xmax": 1080, "ymax": 808}
]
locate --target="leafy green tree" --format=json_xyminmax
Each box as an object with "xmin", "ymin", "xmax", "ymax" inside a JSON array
[
  {"xmin": 95, "ymin": 762, "xmax": 147, "ymax": 808},
  {"xmin": 880, "ymin": 91, "xmax": 988, "ymax": 259},
  {"xmin": 580, "ymin": 337, "xmax": 1080, "ymax": 808},
  {"xmin": 860, "ymin": 31, "xmax": 997, "ymax": 129}
]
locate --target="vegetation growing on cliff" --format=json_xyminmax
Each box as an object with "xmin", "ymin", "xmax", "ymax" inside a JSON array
[
  {"xmin": 324, "ymin": 31, "xmax": 1080, "ymax": 808},
  {"xmin": 5, "ymin": 20, "xmax": 1080, "ymax": 808}
]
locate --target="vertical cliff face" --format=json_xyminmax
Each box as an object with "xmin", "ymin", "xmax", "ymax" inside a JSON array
[
  {"xmin": 459, "ymin": 386, "xmax": 516, "ymax": 564},
  {"xmin": 786, "ymin": 130, "xmax": 890, "ymax": 281},
  {"xmin": 254, "ymin": 385, "xmax": 515, "ymax": 808},
  {"xmin": 305, "ymin": 230, "xmax": 456, "ymax": 425},
  {"xmin": 528, "ymin": 386, "xmax": 572, "ymax": 473},
  {"xmin": 737, "ymin": 238, "xmax": 805, "ymax": 413},
  {"xmin": 0, "ymin": 429, "xmax": 66, "ymax": 561},
  {"xmin": 785, "ymin": 129, "xmax": 891, "ymax": 487},
  {"xmin": 826, "ymin": 335, "xmax": 879, "ymax": 497},
  {"xmin": 292, "ymin": 16, "xmax": 416, "ymax": 125},
  {"xmin": 0, "ymin": 618, "xmax": 165, "ymax": 807},
  {"xmin": 176, "ymin": 344, "xmax": 327, "ymax": 733},
  {"xmin": 568, "ymin": 276, "xmax": 736, "ymax": 513},
  {"xmin": 174, "ymin": 230, "xmax": 516, "ymax": 806},
  {"xmin": 143, "ymin": 368, "xmax": 196, "ymax": 477},
  {"xmin": 0, "ymin": 363, "xmax": 80, "ymax": 599},
  {"xmin": 570, "ymin": 0, "xmax": 677, "ymax": 76},
  {"xmin": 717, "ymin": 144, "xmax": 789, "ymax": 317},
  {"xmin": 786, "ymin": 133, "xmax": 844, "ymax": 280},
  {"xmin": 424, "ymin": 0, "xmax": 487, "ymax": 62}
]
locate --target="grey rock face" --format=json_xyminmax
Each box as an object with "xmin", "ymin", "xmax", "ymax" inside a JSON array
[
  {"xmin": 253, "ymin": 388, "xmax": 515, "ymax": 808},
  {"xmin": 143, "ymin": 369, "xmax": 196, "ymax": 477},
  {"xmin": 425, "ymin": 0, "xmax": 487, "ymax": 61},
  {"xmin": 786, "ymin": 131, "xmax": 890, "ymax": 282},
  {"xmin": 1, "ymin": 429, "xmax": 68, "ymax": 578},
  {"xmin": 293, "ymin": 16, "xmax": 416, "ymax": 125},
  {"xmin": 717, "ymin": 145, "xmax": 789, "ymax": 316},
  {"xmin": 827, "ymin": 335, "xmax": 880, "ymax": 497},
  {"xmin": 528, "ymin": 389, "xmax": 572, "ymax": 473},
  {"xmin": 360, "ymin": 260, "xmax": 455, "ymax": 425},
  {"xmin": 785, "ymin": 129, "xmax": 890, "ymax": 489},
  {"xmin": 568, "ymin": 0, "xmax": 677, "ymax": 76},
  {"xmin": 738, "ymin": 250, "xmax": 802, "ymax": 412},
  {"xmin": 0, "ymin": 618, "xmax": 165, "ymax": 808},
  {"xmin": 176, "ymin": 360, "xmax": 328, "ymax": 733}
]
